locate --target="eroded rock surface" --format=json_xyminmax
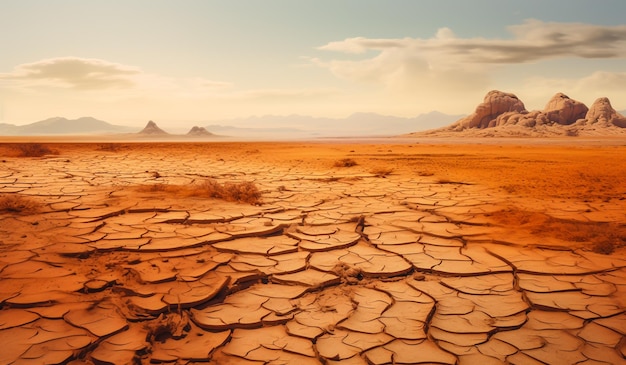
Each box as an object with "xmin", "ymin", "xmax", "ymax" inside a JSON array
[
  {"xmin": 582, "ymin": 97, "xmax": 626, "ymax": 128},
  {"xmin": 435, "ymin": 90, "xmax": 626, "ymax": 136},
  {"xmin": 453, "ymin": 90, "xmax": 527, "ymax": 130},
  {"xmin": 0, "ymin": 144, "xmax": 625, "ymax": 364}
]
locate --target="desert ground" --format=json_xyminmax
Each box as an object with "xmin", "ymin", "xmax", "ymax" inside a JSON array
[{"xmin": 0, "ymin": 138, "xmax": 625, "ymax": 364}]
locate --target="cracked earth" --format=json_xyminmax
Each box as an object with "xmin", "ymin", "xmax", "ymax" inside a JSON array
[{"xmin": 0, "ymin": 141, "xmax": 625, "ymax": 364}]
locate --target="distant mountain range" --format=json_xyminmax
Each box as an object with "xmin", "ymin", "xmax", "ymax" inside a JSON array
[
  {"xmin": 0, "ymin": 112, "xmax": 463, "ymax": 138},
  {"xmin": 0, "ymin": 117, "xmax": 135, "ymax": 135},
  {"xmin": 204, "ymin": 111, "xmax": 464, "ymax": 138}
]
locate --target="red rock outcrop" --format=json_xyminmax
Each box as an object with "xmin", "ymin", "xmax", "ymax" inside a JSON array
[
  {"xmin": 452, "ymin": 90, "xmax": 527, "ymax": 130},
  {"xmin": 445, "ymin": 91, "xmax": 625, "ymax": 136},
  {"xmin": 581, "ymin": 97, "xmax": 626, "ymax": 128},
  {"xmin": 541, "ymin": 93, "xmax": 588, "ymax": 126}
]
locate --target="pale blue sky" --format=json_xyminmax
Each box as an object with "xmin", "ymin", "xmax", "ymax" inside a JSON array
[{"xmin": 1, "ymin": 0, "xmax": 626, "ymax": 127}]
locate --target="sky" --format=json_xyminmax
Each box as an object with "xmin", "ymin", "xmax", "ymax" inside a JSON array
[{"xmin": 1, "ymin": 0, "xmax": 626, "ymax": 128}]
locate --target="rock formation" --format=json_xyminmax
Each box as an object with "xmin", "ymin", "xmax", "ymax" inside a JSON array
[
  {"xmin": 187, "ymin": 126, "xmax": 214, "ymax": 136},
  {"xmin": 542, "ymin": 93, "xmax": 588, "ymax": 125},
  {"xmin": 453, "ymin": 90, "xmax": 526, "ymax": 130},
  {"xmin": 580, "ymin": 97, "xmax": 626, "ymax": 128},
  {"xmin": 138, "ymin": 120, "xmax": 169, "ymax": 135},
  {"xmin": 442, "ymin": 90, "xmax": 625, "ymax": 136}
]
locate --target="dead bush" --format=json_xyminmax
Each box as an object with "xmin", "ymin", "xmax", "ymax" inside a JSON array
[
  {"xmin": 0, "ymin": 194, "xmax": 41, "ymax": 214},
  {"xmin": 195, "ymin": 179, "xmax": 225, "ymax": 199},
  {"xmin": 195, "ymin": 179, "xmax": 261, "ymax": 204},
  {"xmin": 334, "ymin": 158, "xmax": 357, "ymax": 167},
  {"xmin": 137, "ymin": 179, "xmax": 261, "ymax": 205},
  {"xmin": 16, "ymin": 143, "xmax": 58, "ymax": 157},
  {"xmin": 138, "ymin": 184, "xmax": 182, "ymax": 194},
  {"xmin": 371, "ymin": 167, "xmax": 393, "ymax": 177},
  {"xmin": 592, "ymin": 240, "xmax": 616, "ymax": 255},
  {"xmin": 97, "ymin": 143, "xmax": 124, "ymax": 152}
]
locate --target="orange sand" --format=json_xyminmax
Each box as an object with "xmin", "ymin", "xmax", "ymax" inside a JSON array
[{"xmin": 1, "ymin": 138, "xmax": 625, "ymax": 364}]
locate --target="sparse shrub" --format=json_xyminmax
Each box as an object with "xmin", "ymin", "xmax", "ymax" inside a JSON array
[
  {"xmin": 194, "ymin": 179, "xmax": 261, "ymax": 204},
  {"xmin": 139, "ymin": 184, "xmax": 177, "ymax": 193},
  {"xmin": 137, "ymin": 179, "xmax": 261, "ymax": 205},
  {"xmin": 436, "ymin": 178, "xmax": 470, "ymax": 185},
  {"xmin": 501, "ymin": 184, "xmax": 518, "ymax": 194},
  {"xmin": 371, "ymin": 167, "xmax": 394, "ymax": 177},
  {"xmin": 334, "ymin": 158, "xmax": 357, "ymax": 167},
  {"xmin": 222, "ymin": 181, "xmax": 261, "ymax": 204},
  {"xmin": 97, "ymin": 143, "xmax": 123, "ymax": 152},
  {"xmin": 592, "ymin": 240, "xmax": 615, "ymax": 255},
  {"xmin": 0, "ymin": 194, "xmax": 41, "ymax": 214},
  {"xmin": 195, "ymin": 179, "xmax": 225, "ymax": 199},
  {"xmin": 16, "ymin": 143, "xmax": 57, "ymax": 157}
]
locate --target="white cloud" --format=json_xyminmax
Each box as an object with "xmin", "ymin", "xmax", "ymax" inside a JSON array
[
  {"xmin": 314, "ymin": 20, "xmax": 626, "ymax": 113},
  {"xmin": 518, "ymin": 71, "xmax": 626, "ymax": 110},
  {"xmin": 0, "ymin": 56, "xmax": 349, "ymax": 124},
  {"xmin": 0, "ymin": 57, "xmax": 140, "ymax": 89},
  {"xmin": 0, "ymin": 57, "xmax": 232, "ymax": 96},
  {"xmin": 318, "ymin": 19, "xmax": 626, "ymax": 66}
]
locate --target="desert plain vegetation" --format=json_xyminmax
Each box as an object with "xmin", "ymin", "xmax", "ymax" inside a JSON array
[{"xmin": 0, "ymin": 138, "xmax": 625, "ymax": 364}]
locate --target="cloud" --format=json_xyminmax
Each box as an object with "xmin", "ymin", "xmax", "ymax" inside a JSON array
[
  {"xmin": 0, "ymin": 57, "xmax": 232, "ymax": 95},
  {"xmin": 0, "ymin": 57, "xmax": 140, "ymax": 89},
  {"xmin": 318, "ymin": 19, "xmax": 626, "ymax": 66},
  {"xmin": 313, "ymin": 20, "xmax": 626, "ymax": 113},
  {"xmin": 518, "ymin": 71, "xmax": 626, "ymax": 110}
]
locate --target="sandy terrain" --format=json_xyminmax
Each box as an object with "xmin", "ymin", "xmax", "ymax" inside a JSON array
[{"xmin": 1, "ymin": 138, "xmax": 625, "ymax": 364}]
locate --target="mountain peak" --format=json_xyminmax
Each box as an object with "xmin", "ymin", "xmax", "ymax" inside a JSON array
[
  {"xmin": 1, "ymin": 116, "xmax": 133, "ymax": 135},
  {"xmin": 187, "ymin": 126, "xmax": 214, "ymax": 136},
  {"xmin": 139, "ymin": 120, "xmax": 168, "ymax": 135}
]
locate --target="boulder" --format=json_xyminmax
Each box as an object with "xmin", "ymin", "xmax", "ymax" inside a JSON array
[
  {"xmin": 584, "ymin": 97, "xmax": 626, "ymax": 128},
  {"xmin": 452, "ymin": 90, "xmax": 527, "ymax": 130},
  {"xmin": 542, "ymin": 93, "xmax": 588, "ymax": 125}
]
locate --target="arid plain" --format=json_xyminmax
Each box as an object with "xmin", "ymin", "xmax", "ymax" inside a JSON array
[{"xmin": 1, "ymin": 138, "xmax": 626, "ymax": 364}]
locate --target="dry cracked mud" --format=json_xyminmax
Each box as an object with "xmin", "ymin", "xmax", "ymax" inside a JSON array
[{"xmin": 0, "ymin": 141, "xmax": 625, "ymax": 364}]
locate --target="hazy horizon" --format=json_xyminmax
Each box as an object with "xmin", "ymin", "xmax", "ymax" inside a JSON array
[{"xmin": 1, "ymin": 1, "xmax": 626, "ymax": 128}]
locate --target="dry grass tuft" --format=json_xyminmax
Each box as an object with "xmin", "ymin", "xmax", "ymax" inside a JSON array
[
  {"xmin": 194, "ymin": 179, "xmax": 261, "ymax": 204},
  {"xmin": 15, "ymin": 143, "xmax": 58, "ymax": 157},
  {"xmin": 138, "ymin": 184, "xmax": 182, "ymax": 194},
  {"xmin": 592, "ymin": 240, "xmax": 616, "ymax": 255},
  {"xmin": 0, "ymin": 194, "xmax": 41, "ymax": 214},
  {"xmin": 334, "ymin": 158, "xmax": 357, "ymax": 167},
  {"xmin": 138, "ymin": 179, "xmax": 261, "ymax": 205},
  {"xmin": 97, "ymin": 143, "xmax": 124, "ymax": 152},
  {"xmin": 371, "ymin": 167, "xmax": 394, "ymax": 177}
]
